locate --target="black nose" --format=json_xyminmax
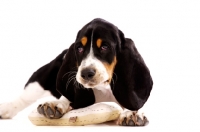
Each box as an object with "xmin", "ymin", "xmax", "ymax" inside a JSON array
[{"xmin": 81, "ymin": 68, "xmax": 96, "ymax": 80}]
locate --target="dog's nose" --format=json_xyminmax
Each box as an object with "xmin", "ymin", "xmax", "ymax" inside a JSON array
[{"xmin": 81, "ymin": 68, "xmax": 96, "ymax": 80}]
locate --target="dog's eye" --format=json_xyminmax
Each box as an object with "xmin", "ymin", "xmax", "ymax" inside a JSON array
[
  {"xmin": 77, "ymin": 47, "xmax": 84, "ymax": 53},
  {"xmin": 100, "ymin": 45, "xmax": 108, "ymax": 51}
]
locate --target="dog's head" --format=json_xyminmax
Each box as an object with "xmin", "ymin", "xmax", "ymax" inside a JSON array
[
  {"xmin": 74, "ymin": 18, "xmax": 123, "ymax": 89},
  {"xmin": 57, "ymin": 18, "xmax": 153, "ymax": 110}
]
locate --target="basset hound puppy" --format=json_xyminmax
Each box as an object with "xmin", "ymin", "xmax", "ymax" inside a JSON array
[{"xmin": 0, "ymin": 18, "xmax": 153, "ymax": 126}]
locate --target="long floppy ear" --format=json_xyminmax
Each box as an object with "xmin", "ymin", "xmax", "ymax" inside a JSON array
[
  {"xmin": 111, "ymin": 30, "xmax": 153, "ymax": 111},
  {"xmin": 56, "ymin": 43, "xmax": 95, "ymax": 109}
]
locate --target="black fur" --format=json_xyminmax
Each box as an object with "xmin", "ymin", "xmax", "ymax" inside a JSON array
[
  {"xmin": 111, "ymin": 36, "xmax": 153, "ymax": 110},
  {"xmin": 75, "ymin": 18, "xmax": 119, "ymax": 65},
  {"xmin": 25, "ymin": 49, "xmax": 67, "ymax": 98},
  {"xmin": 25, "ymin": 18, "xmax": 153, "ymax": 110},
  {"xmin": 56, "ymin": 44, "xmax": 95, "ymax": 109}
]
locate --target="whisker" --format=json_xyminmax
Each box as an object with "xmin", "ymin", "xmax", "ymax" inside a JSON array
[
  {"xmin": 111, "ymin": 78, "xmax": 115, "ymax": 85},
  {"xmin": 62, "ymin": 71, "xmax": 77, "ymax": 80},
  {"xmin": 78, "ymin": 83, "xmax": 84, "ymax": 89},
  {"xmin": 111, "ymin": 78, "xmax": 115, "ymax": 91},
  {"xmin": 73, "ymin": 78, "xmax": 80, "ymax": 89},
  {"xmin": 68, "ymin": 75, "xmax": 76, "ymax": 82},
  {"xmin": 113, "ymin": 72, "xmax": 118, "ymax": 83},
  {"xmin": 73, "ymin": 78, "xmax": 78, "ymax": 93},
  {"xmin": 69, "ymin": 72, "xmax": 76, "ymax": 77},
  {"xmin": 65, "ymin": 75, "xmax": 76, "ymax": 90},
  {"xmin": 73, "ymin": 78, "xmax": 77, "ymax": 86},
  {"xmin": 111, "ymin": 72, "xmax": 118, "ymax": 90},
  {"xmin": 75, "ymin": 82, "xmax": 79, "ymax": 88},
  {"xmin": 70, "ymin": 66, "xmax": 78, "ymax": 71}
]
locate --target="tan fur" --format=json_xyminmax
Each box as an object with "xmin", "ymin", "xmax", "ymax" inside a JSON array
[
  {"xmin": 96, "ymin": 38, "xmax": 102, "ymax": 48},
  {"xmin": 103, "ymin": 56, "xmax": 117, "ymax": 83},
  {"xmin": 81, "ymin": 37, "xmax": 87, "ymax": 46}
]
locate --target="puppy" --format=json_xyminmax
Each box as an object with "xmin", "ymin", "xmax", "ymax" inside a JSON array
[{"xmin": 0, "ymin": 18, "xmax": 153, "ymax": 126}]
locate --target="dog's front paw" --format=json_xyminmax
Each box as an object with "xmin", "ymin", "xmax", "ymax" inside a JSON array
[
  {"xmin": 0, "ymin": 97, "xmax": 32, "ymax": 119},
  {"xmin": 0, "ymin": 102, "xmax": 21, "ymax": 119},
  {"xmin": 117, "ymin": 110, "xmax": 149, "ymax": 126},
  {"xmin": 37, "ymin": 101, "xmax": 70, "ymax": 119}
]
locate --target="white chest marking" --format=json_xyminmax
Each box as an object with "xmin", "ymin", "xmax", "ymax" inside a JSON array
[{"xmin": 92, "ymin": 85, "xmax": 119, "ymax": 104}]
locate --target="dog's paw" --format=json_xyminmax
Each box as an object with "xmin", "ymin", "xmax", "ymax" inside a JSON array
[
  {"xmin": 0, "ymin": 102, "xmax": 18, "ymax": 119},
  {"xmin": 117, "ymin": 110, "xmax": 149, "ymax": 126},
  {"xmin": 37, "ymin": 101, "xmax": 70, "ymax": 119}
]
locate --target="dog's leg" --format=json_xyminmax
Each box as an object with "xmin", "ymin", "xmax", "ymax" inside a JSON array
[
  {"xmin": 37, "ymin": 96, "xmax": 71, "ymax": 119},
  {"xmin": 0, "ymin": 81, "xmax": 50, "ymax": 119},
  {"xmin": 117, "ymin": 109, "xmax": 149, "ymax": 126},
  {"xmin": 0, "ymin": 50, "xmax": 67, "ymax": 119}
]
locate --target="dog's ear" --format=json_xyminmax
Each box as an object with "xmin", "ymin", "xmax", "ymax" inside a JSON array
[
  {"xmin": 56, "ymin": 43, "xmax": 95, "ymax": 109},
  {"xmin": 111, "ymin": 30, "xmax": 153, "ymax": 111}
]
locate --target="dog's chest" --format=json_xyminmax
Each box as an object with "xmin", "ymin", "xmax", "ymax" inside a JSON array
[{"xmin": 92, "ymin": 87, "xmax": 119, "ymax": 104}]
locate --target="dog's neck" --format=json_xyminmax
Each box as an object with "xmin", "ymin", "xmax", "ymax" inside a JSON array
[
  {"xmin": 92, "ymin": 84, "xmax": 119, "ymax": 104},
  {"xmin": 93, "ymin": 83, "xmax": 110, "ymax": 90}
]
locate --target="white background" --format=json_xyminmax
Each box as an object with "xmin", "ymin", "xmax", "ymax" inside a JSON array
[{"xmin": 0, "ymin": 0, "xmax": 200, "ymax": 131}]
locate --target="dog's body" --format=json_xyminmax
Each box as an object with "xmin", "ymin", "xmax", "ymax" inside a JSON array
[{"xmin": 0, "ymin": 18, "xmax": 153, "ymax": 126}]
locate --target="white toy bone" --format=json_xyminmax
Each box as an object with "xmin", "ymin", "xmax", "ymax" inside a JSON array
[{"xmin": 28, "ymin": 102, "xmax": 122, "ymax": 126}]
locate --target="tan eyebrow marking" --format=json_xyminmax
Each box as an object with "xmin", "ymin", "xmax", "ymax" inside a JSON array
[
  {"xmin": 96, "ymin": 38, "xmax": 102, "ymax": 48},
  {"xmin": 81, "ymin": 37, "xmax": 87, "ymax": 46}
]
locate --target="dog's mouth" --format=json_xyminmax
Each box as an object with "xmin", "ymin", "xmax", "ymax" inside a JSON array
[
  {"xmin": 80, "ymin": 79, "xmax": 109, "ymax": 88},
  {"xmin": 104, "ymin": 80, "xmax": 109, "ymax": 84}
]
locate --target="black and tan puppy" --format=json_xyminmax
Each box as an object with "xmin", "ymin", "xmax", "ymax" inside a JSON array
[{"xmin": 0, "ymin": 18, "xmax": 153, "ymax": 126}]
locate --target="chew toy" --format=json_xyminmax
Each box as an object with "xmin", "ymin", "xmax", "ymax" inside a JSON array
[{"xmin": 28, "ymin": 102, "xmax": 122, "ymax": 126}]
